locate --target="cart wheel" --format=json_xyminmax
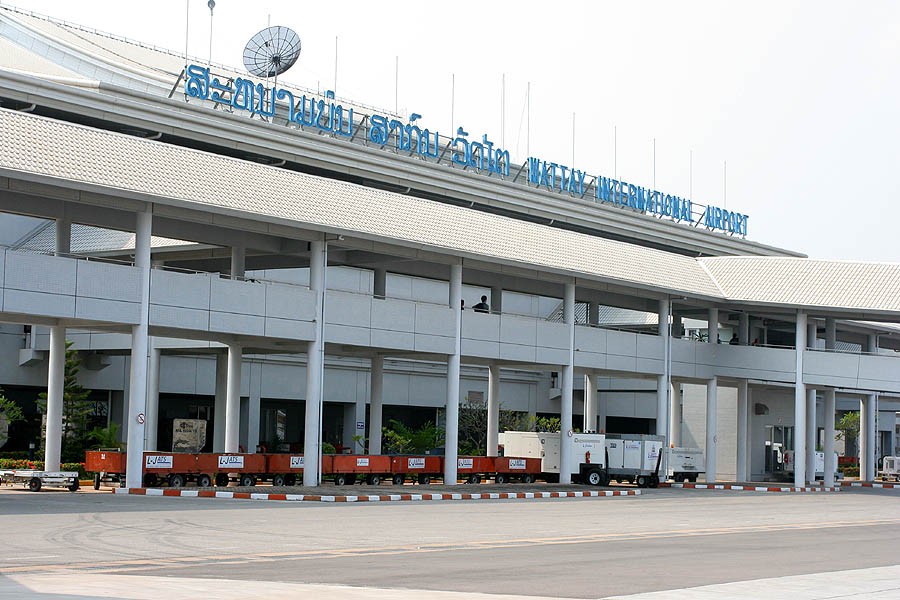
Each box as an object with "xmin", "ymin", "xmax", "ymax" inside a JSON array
[
  {"xmin": 467, "ymin": 474, "xmax": 481, "ymax": 484},
  {"xmin": 215, "ymin": 473, "xmax": 229, "ymax": 487},
  {"xmin": 93, "ymin": 473, "xmax": 101, "ymax": 490},
  {"xmin": 68, "ymin": 479, "xmax": 80, "ymax": 492},
  {"xmin": 28, "ymin": 477, "xmax": 41, "ymax": 492},
  {"xmin": 272, "ymin": 474, "xmax": 285, "ymax": 487},
  {"xmin": 495, "ymin": 473, "xmax": 507, "ymax": 485},
  {"xmin": 239, "ymin": 474, "xmax": 255, "ymax": 487},
  {"xmin": 417, "ymin": 474, "xmax": 431, "ymax": 485},
  {"xmin": 333, "ymin": 473, "xmax": 348, "ymax": 486},
  {"xmin": 143, "ymin": 473, "xmax": 159, "ymax": 488},
  {"xmin": 392, "ymin": 474, "xmax": 405, "ymax": 485},
  {"xmin": 284, "ymin": 474, "xmax": 297, "ymax": 486},
  {"xmin": 196, "ymin": 474, "xmax": 212, "ymax": 488},
  {"xmin": 168, "ymin": 474, "xmax": 185, "ymax": 488},
  {"xmin": 366, "ymin": 474, "xmax": 382, "ymax": 486},
  {"xmin": 586, "ymin": 469, "xmax": 603, "ymax": 486},
  {"xmin": 521, "ymin": 474, "xmax": 535, "ymax": 484},
  {"xmin": 636, "ymin": 475, "xmax": 648, "ymax": 488}
]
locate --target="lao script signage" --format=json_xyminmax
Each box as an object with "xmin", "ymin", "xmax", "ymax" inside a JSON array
[{"xmin": 183, "ymin": 64, "xmax": 748, "ymax": 236}]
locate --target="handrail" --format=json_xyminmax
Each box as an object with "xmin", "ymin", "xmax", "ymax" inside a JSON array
[{"xmin": 4, "ymin": 246, "xmax": 135, "ymax": 267}]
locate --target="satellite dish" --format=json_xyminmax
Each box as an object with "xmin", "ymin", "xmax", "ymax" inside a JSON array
[{"xmin": 243, "ymin": 26, "xmax": 301, "ymax": 78}]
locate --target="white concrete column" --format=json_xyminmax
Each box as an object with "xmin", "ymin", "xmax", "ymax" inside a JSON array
[
  {"xmin": 353, "ymin": 387, "xmax": 366, "ymax": 454},
  {"xmin": 145, "ymin": 342, "xmax": 160, "ymax": 451},
  {"xmin": 825, "ymin": 318, "xmax": 836, "ymax": 350},
  {"xmin": 246, "ymin": 361, "xmax": 261, "ymax": 453},
  {"xmin": 224, "ymin": 343, "xmax": 242, "ymax": 453},
  {"xmin": 373, "ymin": 268, "xmax": 386, "ymax": 298},
  {"xmin": 213, "ymin": 351, "xmax": 227, "ymax": 452},
  {"xmin": 736, "ymin": 379, "xmax": 749, "ymax": 482},
  {"xmin": 669, "ymin": 381, "xmax": 682, "ymax": 447},
  {"xmin": 125, "ymin": 208, "xmax": 152, "ymax": 489},
  {"xmin": 598, "ymin": 382, "xmax": 608, "ymax": 433},
  {"xmin": 738, "ymin": 313, "xmax": 750, "ymax": 346},
  {"xmin": 862, "ymin": 394, "xmax": 877, "ymax": 481},
  {"xmin": 806, "ymin": 387, "xmax": 817, "ymax": 484},
  {"xmin": 861, "ymin": 334, "xmax": 877, "ymax": 481},
  {"xmin": 490, "ymin": 286, "xmax": 503, "ymax": 314},
  {"xmin": 368, "ymin": 356, "xmax": 384, "ymax": 454},
  {"xmin": 793, "ymin": 311, "xmax": 807, "ymax": 488},
  {"xmin": 587, "ymin": 301, "xmax": 600, "ymax": 327},
  {"xmin": 303, "ymin": 240, "xmax": 326, "ymax": 486},
  {"xmin": 44, "ymin": 326, "xmax": 65, "ymax": 472},
  {"xmin": 55, "ymin": 217, "xmax": 71, "ymax": 255},
  {"xmin": 708, "ymin": 307, "xmax": 719, "ymax": 344},
  {"xmin": 583, "ymin": 373, "xmax": 595, "ymax": 432},
  {"xmin": 559, "ymin": 281, "xmax": 576, "ymax": 484},
  {"xmin": 444, "ymin": 263, "xmax": 463, "ymax": 485},
  {"xmin": 44, "ymin": 217, "xmax": 71, "ymax": 471},
  {"xmin": 823, "ymin": 388, "xmax": 836, "ymax": 487},
  {"xmin": 657, "ymin": 298, "xmax": 670, "ymax": 437},
  {"xmin": 487, "ymin": 364, "xmax": 501, "ymax": 456},
  {"xmin": 230, "ymin": 245, "xmax": 245, "ymax": 279},
  {"xmin": 706, "ymin": 377, "xmax": 718, "ymax": 482}
]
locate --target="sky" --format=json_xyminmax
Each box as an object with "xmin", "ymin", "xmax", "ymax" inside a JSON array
[{"xmin": 8, "ymin": 1, "xmax": 900, "ymax": 261}]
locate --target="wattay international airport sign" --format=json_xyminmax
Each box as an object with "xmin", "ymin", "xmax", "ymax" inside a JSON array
[{"xmin": 183, "ymin": 65, "xmax": 748, "ymax": 236}]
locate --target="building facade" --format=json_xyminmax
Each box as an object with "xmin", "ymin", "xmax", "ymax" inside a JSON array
[{"xmin": 0, "ymin": 5, "xmax": 897, "ymax": 487}]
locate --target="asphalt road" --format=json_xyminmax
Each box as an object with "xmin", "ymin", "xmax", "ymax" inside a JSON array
[{"xmin": 1, "ymin": 486, "xmax": 898, "ymax": 599}]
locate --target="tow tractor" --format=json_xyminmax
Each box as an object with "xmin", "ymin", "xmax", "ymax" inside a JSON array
[{"xmin": 0, "ymin": 470, "xmax": 80, "ymax": 492}]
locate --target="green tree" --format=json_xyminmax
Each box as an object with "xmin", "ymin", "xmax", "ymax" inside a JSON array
[
  {"xmin": 457, "ymin": 395, "xmax": 531, "ymax": 455},
  {"xmin": 37, "ymin": 341, "xmax": 93, "ymax": 461},
  {"xmin": 381, "ymin": 419, "xmax": 444, "ymax": 454},
  {"xmin": 835, "ymin": 411, "xmax": 860, "ymax": 443}
]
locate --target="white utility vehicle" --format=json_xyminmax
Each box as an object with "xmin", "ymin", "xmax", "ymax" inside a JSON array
[
  {"xmin": 604, "ymin": 434, "xmax": 665, "ymax": 488},
  {"xmin": 666, "ymin": 447, "xmax": 705, "ymax": 483},
  {"xmin": 499, "ymin": 431, "xmax": 609, "ymax": 485}
]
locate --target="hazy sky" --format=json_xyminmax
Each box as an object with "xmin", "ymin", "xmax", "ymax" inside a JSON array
[{"xmin": 9, "ymin": 1, "xmax": 900, "ymax": 260}]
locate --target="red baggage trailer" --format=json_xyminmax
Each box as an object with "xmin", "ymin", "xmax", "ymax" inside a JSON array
[
  {"xmin": 142, "ymin": 452, "xmax": 200, "ymax": 488},
  {"xmin": 324, "ymin": 454, "xmax": 392, "ymax": 485},
  {"xmin": 456, "ymin": 456, "xmax": 497, "ymax": 484},
  {"xmin": 196, "ymin": 453, "xmax": 266, "ymax": 487},
  {"xmin": 85, "ymin": 450, "xmax": 126, "ymax": 489},
  {"xmin": 264, "ymin": 453, "xmax": 305, "ymax": 486},
  {"xmin": 493, "ymin": 456, "xmax": 540, "ymax": 483},
  {"xmin": 390, "ymin": 455, "xmax": 442, "ymax": 485}
]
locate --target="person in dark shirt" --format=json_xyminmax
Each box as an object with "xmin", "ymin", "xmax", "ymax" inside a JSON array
[
  {"xmin": 473, "ymin": 295, "xmax": 490, "ymax": 313},
  {"xmin": 729, "ymin": 333, "xmax": 739, "ymax": 345}
]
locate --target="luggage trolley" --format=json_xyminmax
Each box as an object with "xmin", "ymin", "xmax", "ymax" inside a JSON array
[{"xmin": 0, "ymin": 469, "xmax": 80, "ymax": 492}]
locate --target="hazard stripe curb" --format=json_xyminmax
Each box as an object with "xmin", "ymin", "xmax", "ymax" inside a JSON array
[
  {"xmin": 666, "ymin": 483, "xmax": 840, "ymax": 492},
  {"xmin": 840, "ymin": 481, "xmax": 900, "ymax": 489},
  {"xmin": 112, "ymin": 488, "xmax": 641, "ymax": 502}
]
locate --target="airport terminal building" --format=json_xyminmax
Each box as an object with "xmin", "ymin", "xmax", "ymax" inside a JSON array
[{"xmin": 0, "ymin": 5, "xmax": 898, "ymax": 488}]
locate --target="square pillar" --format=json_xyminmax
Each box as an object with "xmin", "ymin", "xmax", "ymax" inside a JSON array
[
  {"xmin": 823, "ymin": 389, "xmax": 836, "ymax": 487},
  {"xmin": 736, "ymin": 379, "xmax": 749, "ymax": 482},
  {"xmin": 368, "ymin": 356, "xmax": 384, "ymax": 454},
  {"xmin": 213, "ymin": 351, "xmax": 227, "ymax": 452},
  {"xmin": 303, "ymin": 240, "xmax": 326, "ymax": 486},
  {"xmin": 444, "ymin": 263, "xmax": 463, "ymax": 485},
  {"xmin": 559, "ymin": 281, "xmax": 576, "ymax": 484},
  {"xmin": 793, "ymin": 312, "xmax": 807, "ymax": 487},
  {"xmin": 706, "ymin": 377, "xmax": 718, "ymax": 482}
]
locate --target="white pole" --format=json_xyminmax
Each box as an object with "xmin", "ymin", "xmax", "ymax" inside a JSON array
[
  {"xmin": 657, "ymin": 298, "xmax": 670, "ymax": 437},
  {"xmin": 224, "ymin": 343, "xmax": 242, "ymax": 452},
  {"xmin": 487, "ymin": 364, "xmax": 500, "ymax": 456},
  {"xmin": 145, "ymin": 342, "xmax": 160, "ymax": 451},
  {"xmin": 369, "ymin": 356, "xmax": 384, "ymax": 454},
  {"xmin": 444, "ymin": 263, "xmax": 463, "ymax": 485},
  {"xmin": 736, "ymin": 379, "xmax": 749, "ymax": 481},
  {"xmin": 823, "ymin": 388, "xmax": 836, "ymax": 487},
  {"xmin": 793, "ymin": 311, "xmax": 807, "ymax": 488},
  {"xmin": 125, "ymin": 208, "xmax": 152, "ymax": 489},
  {"xmin": 706, "ymin": 377, "xmax": 718, "ymax": 483},
  {"xmin": 559, "ymin": 282, "xmax": 576, "ymax": 484},
  {"xmin": 44, "ymin": 327, "xmax": 65, "ymax": 472},
  {"xmin": 303, "ymin": 240, "xmax": 326, "ymax": 487}
]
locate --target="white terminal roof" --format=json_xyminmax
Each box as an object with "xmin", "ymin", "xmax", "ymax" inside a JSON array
[
  {"xmin": 1, "ymin": 4, "xmax": 899, "ymax": 320},
  {"xmin": 2, "ymin": 107, "xmax": 900, "ymax": 317}
]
